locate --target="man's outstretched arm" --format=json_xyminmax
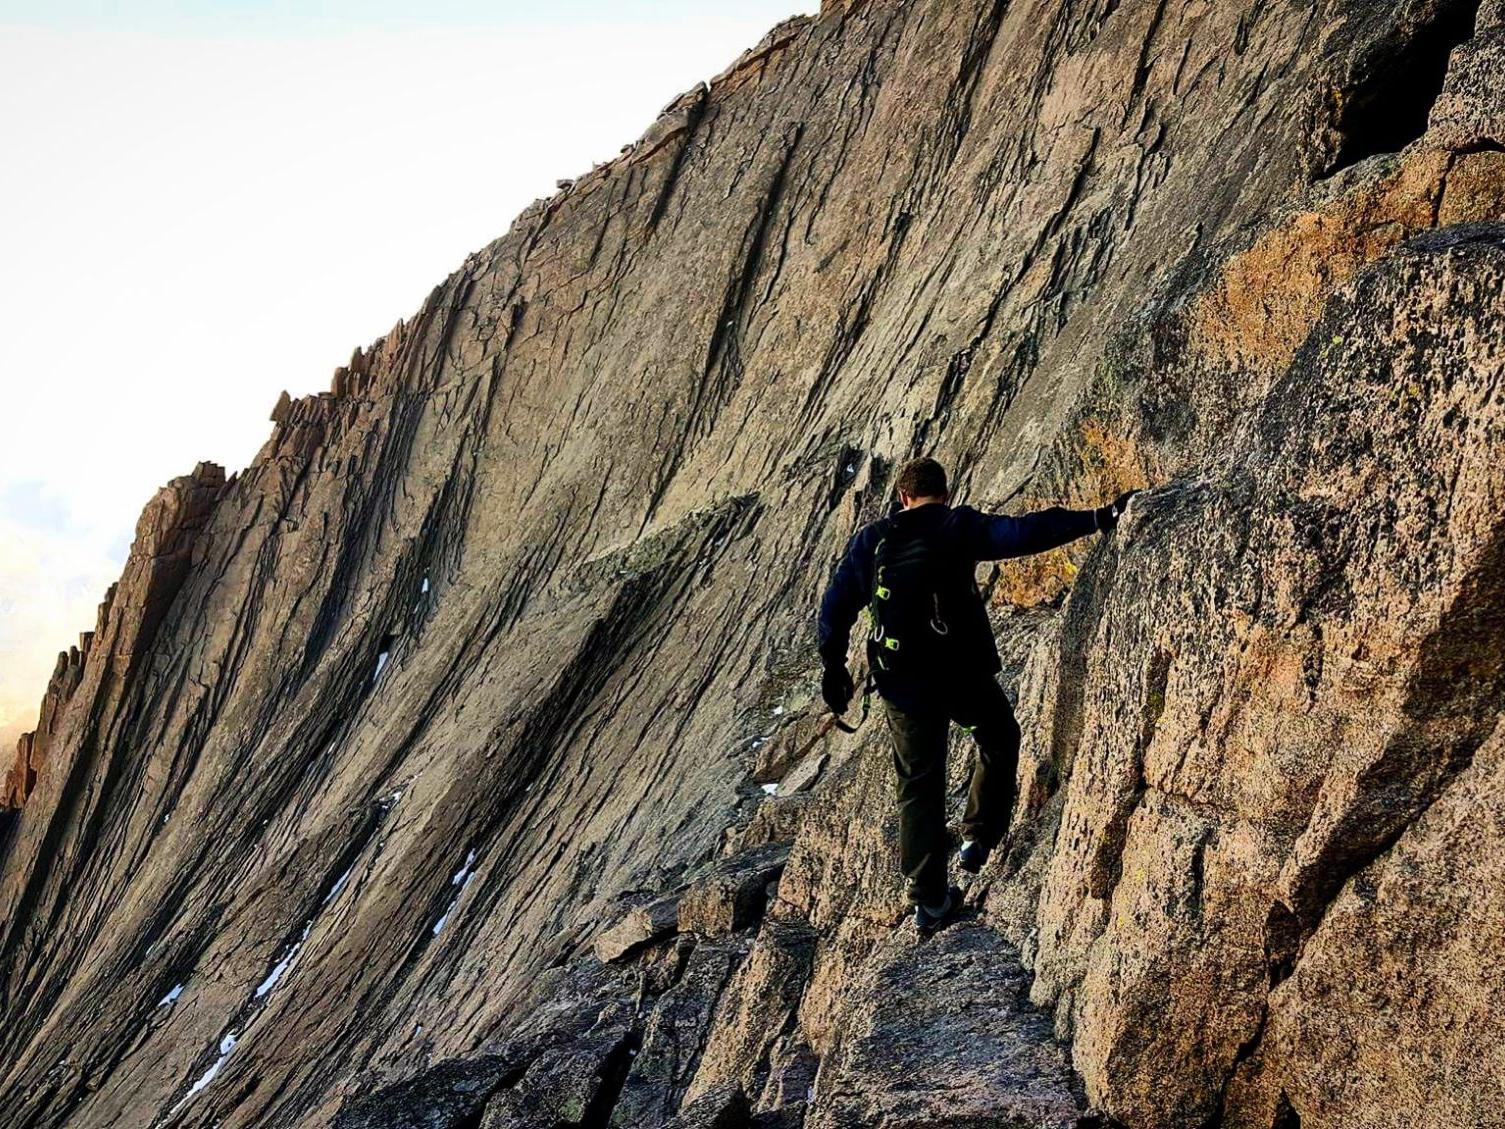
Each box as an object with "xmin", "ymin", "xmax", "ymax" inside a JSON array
[
  {"xmin": 815, "ymin": 526, "xmax": 876, "ymax": 712},
  {"xmin": 959, "ymin": 492, "xmax": 1137, "ymax": 560}
]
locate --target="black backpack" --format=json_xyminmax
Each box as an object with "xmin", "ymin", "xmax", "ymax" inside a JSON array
[{"xmin": 865, "ymin": 519, "xmax": 953, "ymax": 678}]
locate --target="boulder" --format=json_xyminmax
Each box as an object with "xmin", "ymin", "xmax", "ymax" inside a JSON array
[
  {"xmin": 664, "ymin": 1084, "xmax": 752, "ymax": 1129},
  {"xmin": 612, "ymin": 938, "xmax": 752, "ymax": 1127}
]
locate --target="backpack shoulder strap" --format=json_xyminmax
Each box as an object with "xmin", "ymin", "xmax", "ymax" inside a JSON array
[{"xmin": 870, "ymin": 516, "xmax": 896, "ymax": 598}]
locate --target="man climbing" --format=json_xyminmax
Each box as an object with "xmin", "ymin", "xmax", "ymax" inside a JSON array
[{"xmin": 816, "ymin": 456, "xmax": 1136, "ymax": 935}]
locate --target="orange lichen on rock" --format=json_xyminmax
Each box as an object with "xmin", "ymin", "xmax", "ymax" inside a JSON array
[
  {"xmin": 1189, "ymin": 151, "xmax": 1451, "ymax": 378},
  {"xmin": 991, "ymin": 420, "xmax": 1148, "ymax": 610},
  {"xmin": 1076, "ymin": 419, "xmax": 1152, "ymax": 500},
  {"xmin": 990, "ymin": 548, "xmax": 1080, "ymax": 610},
  {"xmin": 1190, "ymin": 145, "xmax": 1505, "ymax": 385},
  {"xmin": 1439, "ymin": 150, "xmax": 1505, "ymax": 225}
]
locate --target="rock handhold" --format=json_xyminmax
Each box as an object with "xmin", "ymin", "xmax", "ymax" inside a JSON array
[{"xmin": 678, "ymin": 844, "xmax": 791, "ymax": 937}]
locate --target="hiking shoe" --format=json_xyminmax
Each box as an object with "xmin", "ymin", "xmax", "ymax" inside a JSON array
[
  {"xmin": 958, "ymin": 839, "xmax": 991, "ymax": 874},
  {"xmin": 914, "ymin": 886, "xmax": 962, "ymax": 936}
]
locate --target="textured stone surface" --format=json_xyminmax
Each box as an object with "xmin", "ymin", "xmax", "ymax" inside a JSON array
[
  {"xmin": 1233, "ymin": 725, "xmax": 1505, "ymax": 1129},
  {"xmin": 752, "ymin": 711, "xmax": 830, "ymax": 784},
  {"xmin": 334, "ymin": 1054, "xmax": 517, "ymax": 1129},
  {"xmin": 679, "ymin": 843, "xmax": 791, "ymax": 937},
  {"xmin": 478, "ymin": 1024, "xmax": 636, "ymax": 1129},
  {"xmin": 685, "ymin": 916, "xmax": 816, "ymax": 1111},
  {"xmin": 613, "ymin": 938, "xmax": 751, "ymax": 1128},
  {"xmin": 665, "ymin": 1084, "xmax": 753, "ymax": 1129},
  {"xmin": 1026, "ymin": 232, "xmax": 1505, "ymax": 1127},
  {"xmin": 809, "ymin": 921, "xmax": 1087, "ymax": 1129},
  {"xmin": 1429, "ymin": 26, "xmax": 1505, "ymax": 150},
  {"xmin": 1, "ymin": 2, "xmax": 1502, "ymax": 1128},
  {"xmin": 595, "ymin": 892, "xmax": 683, "ymax": 963}
]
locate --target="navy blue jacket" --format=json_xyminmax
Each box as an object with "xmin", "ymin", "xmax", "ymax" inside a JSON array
[{"xmin": 817, "ymin": 501, "xmax": 1104, "ymax": 704}]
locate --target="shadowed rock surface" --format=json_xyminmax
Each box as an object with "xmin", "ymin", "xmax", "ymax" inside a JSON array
[{"xmin": 2, "ymin": 1, "xmax": 1503, "ymax": 1127}]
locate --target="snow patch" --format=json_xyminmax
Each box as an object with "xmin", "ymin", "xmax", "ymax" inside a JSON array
[
  {"xmin": 159, "ymin": 984, "xmax": 184, "ymax": 1007},
  {"xmin": 762, "ymin": 783, "xmax": 779, "ymax": 796},
  {"xmin": 374, "ymin": 650, "xmax": 391, "ymax": 681},
  {"xmin": 255, "ymin": 921, "xmax": 312, "ymax": 999},
  {"xmin": 451, "ymin": 850, "xmax": 477, "ymax": 886},
  {"xmin": 420, "ymin": 576, "xmax": 430, "ymax": 594},
  {"xmin": 169, "ymin": 1031, "xmax": 237, "ymax": 1116},
  {"xmin": 324, "ymin": 863, "xmax": 355, "ymax": 905},
  {"xmin": 433, "ymin": 850, "xmax": 479, "ymax": 936}
]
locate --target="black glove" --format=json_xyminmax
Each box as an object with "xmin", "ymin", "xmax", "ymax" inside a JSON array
[
  {"xmin": 822, "ymin": 663, "xmax": 855, "ymax": 716},
  {"xmin": 1096, "ymin": 489, "xmax": 1140, "ymax": 532}
]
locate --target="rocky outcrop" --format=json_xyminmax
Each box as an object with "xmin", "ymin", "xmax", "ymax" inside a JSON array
[
  {"xmin": 2, "ymin": 461, "xmax": 224, "ymax": 811},
  {"xmin": 3, "ymin": 644, "xmax": 86, "ymax": 809},
  {"xmin": 678, "ymin": 843, "xmax": 790, "ymax": 937},
  {"xmin": 1, "ymin": 1, "xmax": 1502, "ymax": 1127},
  {"xmin": 595, "ymin": 892, "xmax": 683, "ymax": 963},
  {"xmin": 1021, "ymin": 230, "xmax": 1505, "ymax": 1126}
]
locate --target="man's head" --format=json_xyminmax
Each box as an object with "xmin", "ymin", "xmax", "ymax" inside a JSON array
[{"xmin": 895, "ymin": 457, "xmax": 948, "ymax": 509}]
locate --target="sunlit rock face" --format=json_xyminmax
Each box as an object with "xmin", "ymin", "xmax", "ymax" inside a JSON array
[{"xmin": 2, "ymin": 2, "xmax": 1502, "ymax": 1127}]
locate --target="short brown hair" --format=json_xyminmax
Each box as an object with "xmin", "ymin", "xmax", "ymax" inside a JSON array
[{"xmin": 895, "ymin": 457, "xmax": 948, "ymax": 500}]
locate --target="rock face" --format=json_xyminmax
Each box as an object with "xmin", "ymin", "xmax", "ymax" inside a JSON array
[{"xmin": 2, "ymin": 2, "xmax": 1503, "ymax": 1127}]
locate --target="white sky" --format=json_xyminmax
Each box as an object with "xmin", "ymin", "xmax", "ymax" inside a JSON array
[{"xmin": 0, "ymin": 2, "xmax": 815, "ymax": 751}]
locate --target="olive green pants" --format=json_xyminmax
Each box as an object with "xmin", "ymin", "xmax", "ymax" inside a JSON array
[{"xmin": 882, "ymin": 675, "xmax": 1020, "ymax": 906}]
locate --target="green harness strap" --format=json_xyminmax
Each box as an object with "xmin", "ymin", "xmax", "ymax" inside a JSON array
[{"xmin": 868, "ymin": 529, "xmax": 899, "ymax": 667}]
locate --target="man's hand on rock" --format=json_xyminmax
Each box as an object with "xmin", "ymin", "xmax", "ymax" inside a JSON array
[
  {"xmin": 1097, "ymin": 489, "xmax": 1141, "ymax": 532},
  {"xmin": 822, "ymin": 663, "xmax": 855, "ymax": 716}
]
